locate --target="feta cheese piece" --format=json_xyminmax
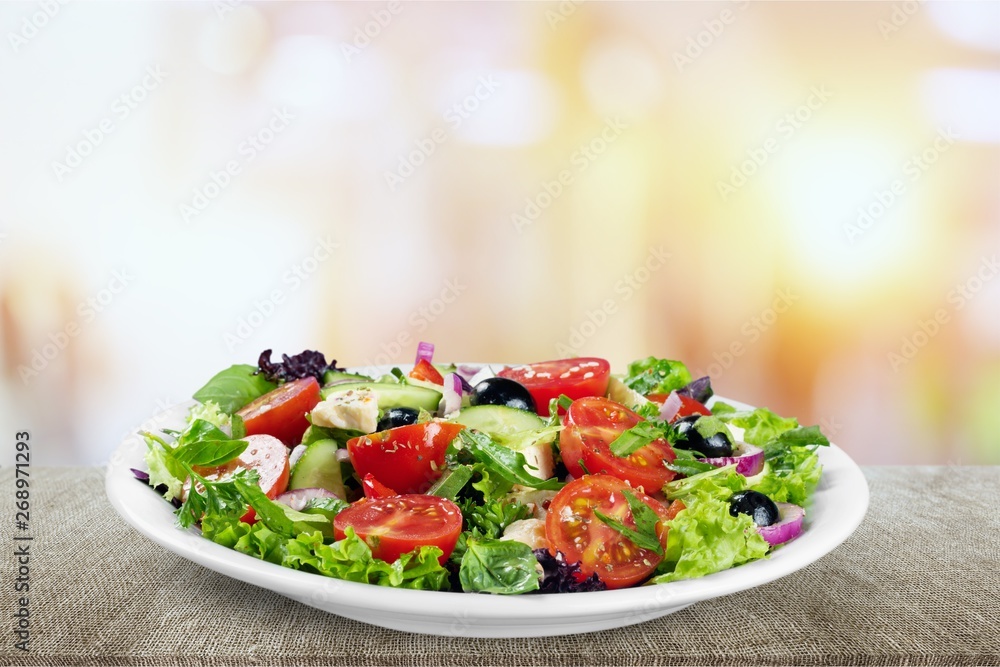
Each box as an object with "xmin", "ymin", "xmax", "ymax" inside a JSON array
[
  {"xmin": 520, "ymin": 440, "xmax": 554, "ymax": 481},
  {"xmin": 310, "ymin": 389, "xmax": 379, "ymax": 433},
  {"xmin": 500, "ymin": 518, "xmax": 547, "ymax": 550},
  {"xmin": 506, "ymin": 487, "xmax": 558, "ymax": 519}
]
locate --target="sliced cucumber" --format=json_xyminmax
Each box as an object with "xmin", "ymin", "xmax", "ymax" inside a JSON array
[
  {"xmin": 323, "ymin": 369, "xmax": 373, "ymax": 384},
  {"xmin": 453, "ymin": 405, "xmax": 545, "ymax": 435},
  {"xmin": 320, "ymin": 382, "xmax": 442, "ymax": 412},
  {"xmin": 289, "ymin": 439, "xmax": 346, "ymax": 498},
  {"xmin": 606, "ymin": 377, "xmax": 654, "ymax": 412}
]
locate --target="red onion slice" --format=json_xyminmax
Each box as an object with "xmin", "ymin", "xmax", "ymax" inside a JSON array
[
  {"xmin": 700, "ymin": 441, "xmax": 765, "ymax": 477},
  {"xmin": 415, "ymin": 341, "xmax": 435, "ymax": 365},
  {"xmin": 275, "ymin": 487, "xmax": 340, "ymax": 510},
  {"xmin": 658, "ymin": 391, "xmax": 682, "ymax": 421},
  {"xmin": 757, "ymin": 502, "xmax": 805, "ymax": 546},
  {"xmin": 335, "ymin": 448, "xmax": 352, "ymax": 462},
  {"xmin": 441, "ymin": 372, "xmax": 463, "ymax": 415}
]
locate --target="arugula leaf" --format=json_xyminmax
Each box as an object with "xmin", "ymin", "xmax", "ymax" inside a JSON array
[
  {"xmin": 192, "ymin": 364, "xmax": 276, "ymax": 413},
  {"xmin": 763, "ymin": 425, "xmax": 830, "ymax": 456},
  {"xmin": 457, "ymin": 430, "xmax": 562, "ymax": 491},
  {"xmin": 299, "ymin": 497, "xmax": 350, "ymax": 522},
  {"xmin": 609, "ymin": 421, "xmax": 666, "ymax": 457},
  {"xmin": 469, "ymin": 463, "xmax": 514, "ymax": 502},
  {"xmin": 665, "ymin": 459, "xmax": 717, "ymax": 477},
  {"xmin": 427, "ymin": 465, "xmax": 475, "ymax": 500},
  {"xmin": 459, "ymin": 537, "xmax": 540, "ymax": 594},
  {"xmin": 233, "ymin": 479, "xmax": 296, "ymax": 537},
  {"xmin": 623, "ymin": 357, "xmax": 692, "ymax": 396},
  {"xmin": 593, "ymin": 490, "xmax": 664, "ymax": 556}
]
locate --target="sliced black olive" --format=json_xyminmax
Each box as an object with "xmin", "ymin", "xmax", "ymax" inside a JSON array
[
  {"xmin": 376, "ymin": 407, "xmax": 420, "ymax": 431},
  {"xmin": 470, "ymin": 377, "xmax": 536, "ymax": 412},
  {"xmin": 729, "ymin": 490, "xmax": 780, "ymax": 527}
]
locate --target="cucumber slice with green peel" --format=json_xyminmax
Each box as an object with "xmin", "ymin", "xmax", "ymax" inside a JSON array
[
  {"xmin": 453, "ymin": 405, "xmax": 545, "ymax": 435},
  {"xmin": 319, "ymin": 382, "xmax": 442, "ymax": 412},
  {"xmin": 289, "ymin": 439, "xmax": 346, "ymax": 499},
  {"xmin": 322, "ymin": 369, "xmax": 373, "ymax": 385}
]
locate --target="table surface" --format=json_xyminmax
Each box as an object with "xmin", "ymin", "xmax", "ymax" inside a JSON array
[{"xmin": 1, "ymin": 466, "xmax": 998, "ymax": 667}]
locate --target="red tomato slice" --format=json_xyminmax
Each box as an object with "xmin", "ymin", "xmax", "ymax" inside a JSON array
[
  {"xmin": 409, "ymin": 359, "xmax": 444, "ymax": 385},
  {"xmin": 498, "ymin": 358, "xmax": 610, "ymax": 416},
  {"xmin": 361, "ymin": 473, "xmax": 398, "ymax": 499},
  {"xmin": 560, "ymin": 396, "xmax": 677, "ymax": 493},
  {"xmin": 347, "ymin": 422, "xmax": 465, "ymax": 494},
  {"xmin": 647, "ymin": 393, "xmax": 712, "ymax": 421},
  {"xmin": 236, "ymin": 377, "xmax": 321, "ymax": 447},
  {"xmin": 334, "ymin": 494, "xmax": 462, "ymax": 564},
  {"xmin": 545, "ymin": 474, "xmax": 677, "ymax": 589},
  {"xmin": 189, "ymin": 434, "xmax": 290, "ymax": 524}
]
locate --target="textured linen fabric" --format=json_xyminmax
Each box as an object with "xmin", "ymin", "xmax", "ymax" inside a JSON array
[{"xmin": 0, "ymin": 466, "xmax": 997, "ymax": 667}]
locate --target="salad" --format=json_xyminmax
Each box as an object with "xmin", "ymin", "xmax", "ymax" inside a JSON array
[{"xmin": 135, "ymin": 345, "xmax": 830, "ymax": 595}]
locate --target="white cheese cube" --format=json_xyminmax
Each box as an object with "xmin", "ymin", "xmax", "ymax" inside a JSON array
[{"xmin": 310, "ymin": 389, "xmax": 379, "ymax": 433}]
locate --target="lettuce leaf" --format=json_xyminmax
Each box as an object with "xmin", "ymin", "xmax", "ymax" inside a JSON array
[
  {"xmin": 652, "ymin": 466, "xmax": 769, "ymax": 583},
  {"xmin": 710, "ymin": 403, "xmax": 829, "ymax": 507},
  {"xmin": 623, "ymin": 357, "xmax": 693, "ymax": 396}
]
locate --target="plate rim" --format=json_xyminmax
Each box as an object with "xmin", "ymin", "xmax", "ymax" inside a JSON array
[{"xmin": 105, "ymin": 368, "xmax": 869, "ymax": 627}]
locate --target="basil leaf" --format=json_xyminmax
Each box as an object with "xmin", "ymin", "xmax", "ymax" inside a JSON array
[
  {"xmin": 173, "ymin": 440, "xmax": 249, "ymax": 467},
  {"xmin": 192, "ymin": 364, "xmax": 276, "ymax": 413},
  {"xmin": 458, "ymin": 430, "xmax": 562, "ymax": 491},
  {"xmin": 459, "ymin": 537, "xmax": 540, "ymax": 594}
]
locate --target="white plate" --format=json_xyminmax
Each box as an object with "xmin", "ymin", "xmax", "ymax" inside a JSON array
[{"xmin": 105, "ymin": 370, "xmax": 869, "ymax": 638}]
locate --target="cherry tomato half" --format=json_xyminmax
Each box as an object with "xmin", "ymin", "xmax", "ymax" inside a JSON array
[
  {"xmin": 334, "ymin": 494, "xmax": 463, "ymax": 565},
  {"xmin": 347, "ymin": 422, "xmax": 465, "ymax": 494},
  {"xmin": 498, "ymin": 358, "xmax": 611, "ymax": 416},
  {"xmin": 236, "ymin": 377, "xmax": 321, "ymax": 447},
  {"xmin": 189, "ymin": 433, "xmax": 290, "ymax": 524},
  {"xmin": 560, "ymin": 396, "xmax": 677, "ymax": 493},
  {"xmin": 545, "ymin": 474, "xmax": 681, "ymax": 589},
  {"xmin": 409, "ymin": 359, "xmax": 444, "ymax": 385}
]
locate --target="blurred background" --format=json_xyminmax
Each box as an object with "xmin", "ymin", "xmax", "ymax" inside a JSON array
[{"xmin": 0, "ymin": 1, "xmax": 997, "ymax": 466}]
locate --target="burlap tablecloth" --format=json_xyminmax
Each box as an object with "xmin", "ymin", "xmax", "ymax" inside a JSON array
[{"xmin": 1, "ymin": 466, "xmax": 997, "ymax": 667}]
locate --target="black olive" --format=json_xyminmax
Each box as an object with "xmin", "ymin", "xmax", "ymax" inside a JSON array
[
  {"xmin": 376, "ymin": 407, "xmax": 419, "ymax": 431},
  {"xmin": 729, "ymin": 490, "xmax": 780, "ymax": 527},
  {"xmin": 673, "ymin": 416, "xmax": 732, "ymax": 457},
  {"xmin": 470, "ymin": 377, "xmax": 536, "ymax": 412}
]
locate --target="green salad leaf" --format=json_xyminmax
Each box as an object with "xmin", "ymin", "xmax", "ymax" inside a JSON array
[
  {"xmin": 457, "ymin": 430, "xmax": 562, "ymax": 491},
  {"xmin": 623, "ymin": 357, "xmax": 692, "ymax": 396},
  {"xmin": 459, "ymin": 537, "xmax": 540, "ymax": 594},
  {"xmin": 192, "ymin": 364, "xmax": 276, "ymax": 413},
  {"xmin": 653, "ymin": 466, "xmax": 769, "ymax": 583},
  {"xmin": 711, "ymin": 403, "xmax": 830, "ymax": 506}
]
